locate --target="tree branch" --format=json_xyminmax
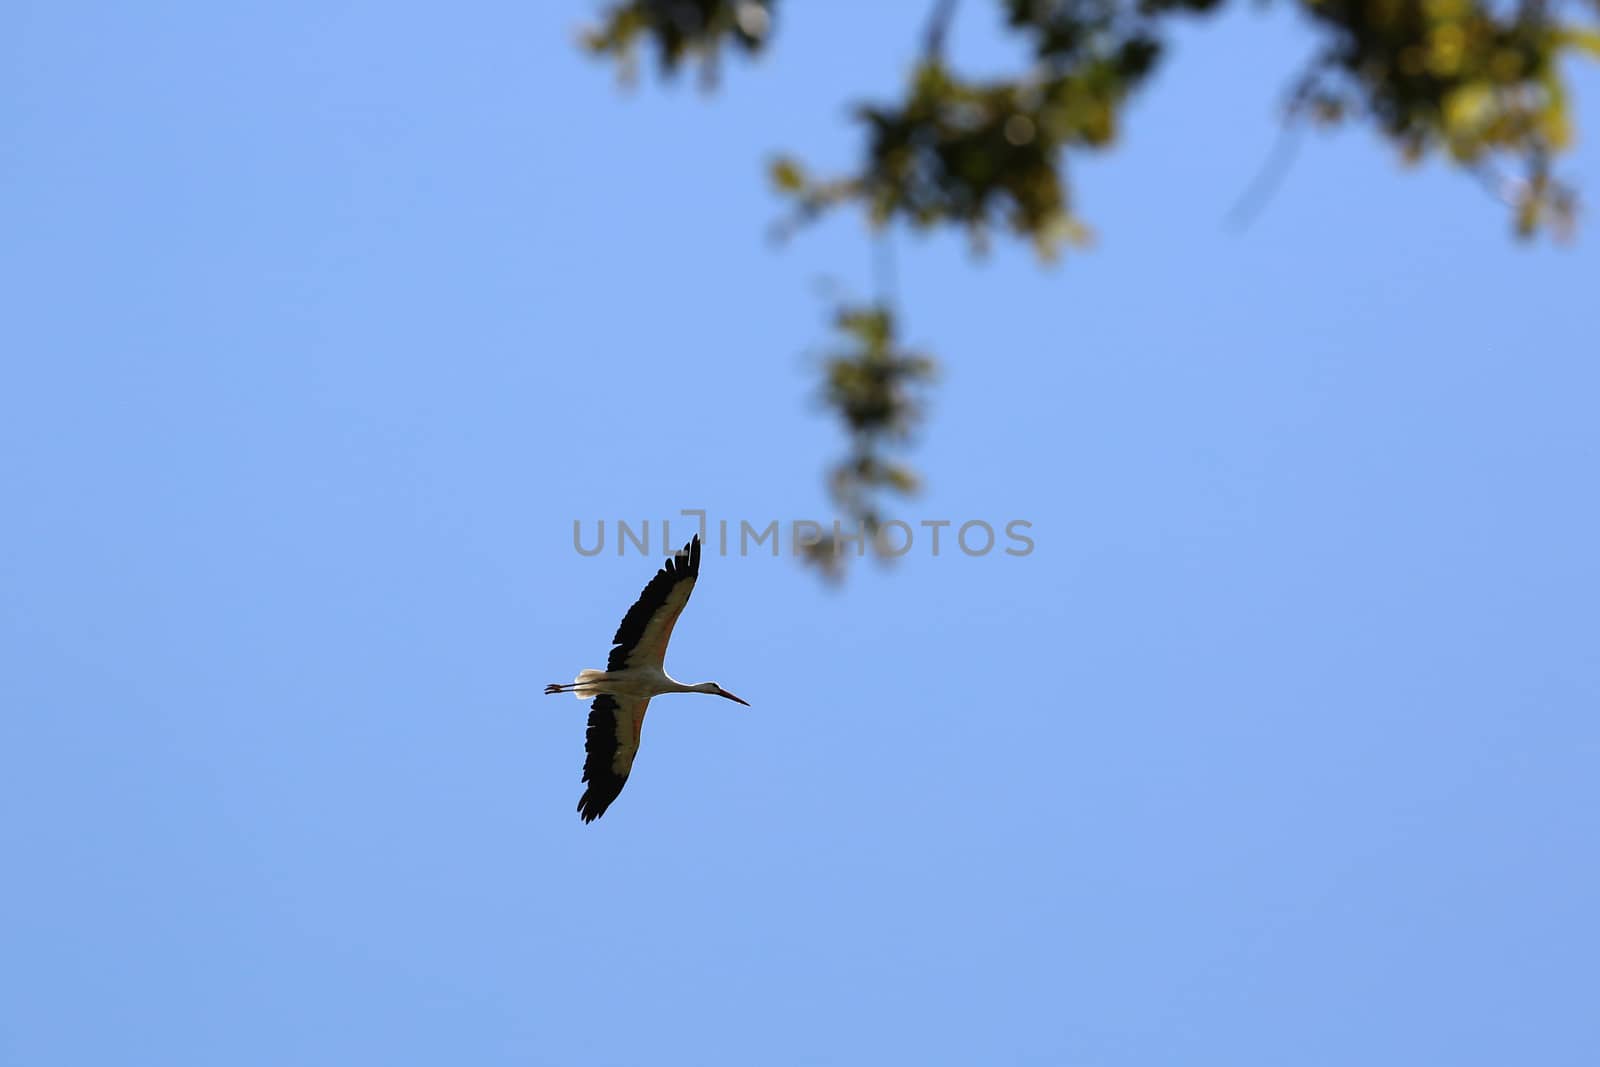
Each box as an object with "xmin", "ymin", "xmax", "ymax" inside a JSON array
[{"xmin": 923, "ymin": 0, "xmax": 960, "ymax": 59}]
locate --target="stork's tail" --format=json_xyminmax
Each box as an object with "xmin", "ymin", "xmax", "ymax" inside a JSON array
[{"xmin": 545, "ymin": 669, "xmax": 608, "ymax": 700}]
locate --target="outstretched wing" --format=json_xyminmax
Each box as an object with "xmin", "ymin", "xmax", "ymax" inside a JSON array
[
  {"xmin": 578, "ymin": 692, "xmax": 651, "ymax": 823},
  {"xmin": 605, "ymin": 535, "xmax": 701, "ymax": 672}
]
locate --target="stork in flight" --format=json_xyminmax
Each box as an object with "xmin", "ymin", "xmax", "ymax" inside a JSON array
[{"xmin": 546, "ymin": 534, "xmax": 749, "ymax": 822}]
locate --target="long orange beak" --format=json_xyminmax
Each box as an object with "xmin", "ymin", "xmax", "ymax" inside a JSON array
[{"xmin": 718, "ymin": 690, "xmax": 751, "ymax": 707}]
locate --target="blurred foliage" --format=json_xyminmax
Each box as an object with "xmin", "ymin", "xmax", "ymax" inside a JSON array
[
  {"xmin": 582, "ymin": 0, "xmax": 776, "ymax": 86},
  {"xmin": 772, "ymin": 0, "xmax": 1213, "ymax": 256},
  {"xmin": 800, "ymin": 304, "xmax": 938, "ymax": 578},
  {"xmin": 581, "ymin": 0, "xmax": 1597, "ymax": 571},
  {"xmin": 767, "ymin": 0, "xmax": 1596, "ymax": 248},
  {"xmin": 1291, "ymin": 0, "xmax": 1598, "ymax": 236}
]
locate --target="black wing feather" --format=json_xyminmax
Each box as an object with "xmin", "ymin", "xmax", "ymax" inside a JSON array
[
  {"xmin": 605, "ymin": 535, "xmax": 700, "ymax": 671},
  {"xmin": 577, "ymin": 536, "xmax": 700, "ymax": 823},
  {"xmin": 578, "ymin": 694, "xmax": 630, "ymax": 823}
]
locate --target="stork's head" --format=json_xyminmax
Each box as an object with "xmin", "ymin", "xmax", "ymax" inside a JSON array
[{"xmin": 709, "ymin": 683, "xmax": 750, "ymax": 706}]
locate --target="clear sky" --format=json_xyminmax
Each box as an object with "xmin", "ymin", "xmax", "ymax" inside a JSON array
[{"xmin": 4, "ymin": 3, "xmax": 1598, "ymax": 1065}]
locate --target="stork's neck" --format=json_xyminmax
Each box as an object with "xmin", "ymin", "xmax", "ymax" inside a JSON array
[
  {"xmin": 656, "ymin": 675, "xmax": 700, "ymax": 694},
  {"xmin": 663, "ymin": 678, "xmax": 718, "ymax": 695}
]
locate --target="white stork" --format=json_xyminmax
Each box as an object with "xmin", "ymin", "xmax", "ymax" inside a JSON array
[{"xmin": 546, "ymin": 535, "xmax": 749, "ymax": 822}]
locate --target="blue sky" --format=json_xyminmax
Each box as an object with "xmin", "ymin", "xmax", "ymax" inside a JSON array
[{"xmin": 3, "ymin": 3, "xmax": 1598, "ymax": 1064}]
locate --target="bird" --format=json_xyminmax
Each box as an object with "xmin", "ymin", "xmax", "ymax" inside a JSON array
[{"xmin": 545, "ymin": 534, "xmax": 749, "ymax": 822}]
